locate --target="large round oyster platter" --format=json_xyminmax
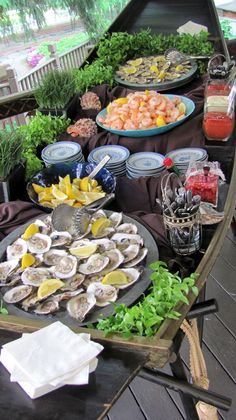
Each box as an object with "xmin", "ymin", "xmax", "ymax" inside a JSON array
[
  {"xmin": 115, "ymin": 55, "xmax": 198, "ymax": 91},
  {"xmin": 0, "ymin": 211, "xmax": 158, "ymax": 327}
]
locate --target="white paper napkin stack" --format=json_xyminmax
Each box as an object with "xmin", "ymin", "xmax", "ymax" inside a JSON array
[
  {"xmin": 177, "ymin": 20, "xmax": 208, "ymax": 35},
  {"xmin": 0, "ymin": 321, "xmax": 103, "ymax": 399}
]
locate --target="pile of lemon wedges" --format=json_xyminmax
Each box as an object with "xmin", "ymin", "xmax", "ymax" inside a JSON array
[{"xmin": 32, "ymin": 174, "xmax": 106, "ymax": 209}]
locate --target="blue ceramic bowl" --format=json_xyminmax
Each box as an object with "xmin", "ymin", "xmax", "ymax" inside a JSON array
[
  {"xmin": 96, "ymin": 95, "xmax": 195, "ymax": 137},
  {"xmin": 27, "ymin": 162, "xmax": 116, "ymax": 212}
]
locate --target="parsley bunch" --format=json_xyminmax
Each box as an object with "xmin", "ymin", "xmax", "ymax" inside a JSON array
[{"xmin": 97, "ymin": 261, "xmax": 198, "ymax": 338}]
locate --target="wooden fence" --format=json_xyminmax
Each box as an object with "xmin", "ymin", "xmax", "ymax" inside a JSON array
[{"xmin": 0, "ymin": 40, "xmax": 91, "ymax": 129}]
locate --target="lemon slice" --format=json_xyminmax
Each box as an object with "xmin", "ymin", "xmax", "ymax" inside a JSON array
[
  {"xmin": 52, "ymin": 185, "xmax": 68, "ymax": 200},
  {"xmin": 72, "ymin": 178, "xmax": 81, "ymax": 187},
  {"xmin": 32, "ymin": 183, "xmax": 51, "ymax": 194},
  {"xmin": 83, "ymin": 191, "xmax": 106, "ymax": 205},
  {"xmin": 178, "ymin": 102, "xmax": 186, "ymax": 114},
  {"xmin": 91, "ymin": 217, "xmax": 111, "ymax": 237},
  {"xmin": 73, "ymin": 202, "xmax": 83, "ymax": 208},
  {"xmin": 38, "ymin": 191, "xmax": 54, "ymax": 202},
  {"xmin": 37, "ymin": 279, "xmax": 64, "ymax": 299},
  {"xmin": 22, "ymin": 223, "xmax": 39, "ymax": 240},
  {"xmin": 21, "ymin": 253, "xmax": 36, "ymax": 269},
  {"xmin": 51, "ymin": 199, "xmax": 75, "ymax": 207},
  {"xmin": 114, "ymin": 97, "xmax": 128, "ymax": 105},
  {"xmin": 156, "ymin": 115, "xmax": 166, "ymax": 127},
  {"xmin": 102, "ymin": 270, "xmax": 128, "ymax": 285},
  {"xmin": 150, "ymin": 65, "xmax": 159, "ymax": 73},
  {"xmin": 70, "ymin": 243, "xmax": 98, "ymax": 258},
  {"xmin": 124, "ymin": 67, "xmax": 136, "ymax": 75},
  {"xmin": 128, "ymin": 58, "xmax": 143, "ymax": 66},
  {"xmin": 80, "ymin": 177, "xmax": 92, "ymax": 192},
  {"xmin": 40, "ymin": 201, "xmax": 55, "ymax": 209}
]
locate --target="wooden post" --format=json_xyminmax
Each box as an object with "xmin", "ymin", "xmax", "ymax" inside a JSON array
[
  {"xmin": 6, "ymin": 66, "xmax": 26, "ymax": 126},
  {"xmin": 48, "ymin": 44, "xmax": 61, "ymax": 70}
]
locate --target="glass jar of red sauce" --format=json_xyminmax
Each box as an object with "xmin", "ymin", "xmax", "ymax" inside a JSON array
[{"xmin": 203, "ymin": 57, "xmax": 235, "ymax": 142}]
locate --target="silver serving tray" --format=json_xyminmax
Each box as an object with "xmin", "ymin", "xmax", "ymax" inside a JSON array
[{"xmin": 0, "ymin": 211, "xmax": 159, "ymax": 327}]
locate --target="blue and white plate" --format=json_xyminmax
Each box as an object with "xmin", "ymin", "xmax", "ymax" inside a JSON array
[
  {"xmin": 165, "ymin": 148, "xmax": 207, "ymax": 164},
  {"xmin": 42, "ymin": 142, "xmax": 81, "ymax": 162},
  {"xmin": 96, "ymin": 95, "xmax": 195, "ymax": 137},
  {"xmin": 126, "ymin": 152, "xmax": 164, "ymax": 171},
  {"xmin": 89, "ymin": 145, "xmax": 130, "ymax": 164}
]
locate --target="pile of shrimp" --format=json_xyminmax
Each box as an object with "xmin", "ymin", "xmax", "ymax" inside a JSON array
[{"xmin": 98, "ymin": 90, "xmax": 186, "ymax": 131}]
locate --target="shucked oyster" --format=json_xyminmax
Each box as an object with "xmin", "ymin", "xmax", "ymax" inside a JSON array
[
  {"xmin": 90, "ymin": 238, "xmax": 116, "ymax": 252},
  {"xmin": 111, "ymin": 233, "xmax": 144, "ymax": 246},
  {"xmin": 0, "ymin": 259, "xmax": 18, "ymax": 282},
  {"xmin": 7, "ymin": 238, "xmax": 27, "ymax": 260},
  {"xmin": 109, "ymin": 212, "xmax": 123, "ymax": 228},
  {"xmin": 115, "ymin": 267, "xmax": 142, "ymax": 289},
  {"xmin": 50, "ymin": 231, "xmax": 72, "ymax": 247},
  {"xmin": 43, "ymin": 249, "xmax": 68, "ymax": 266},
  {"xmin": 61, "ymin": 273, "xmax": 85, "ymax": 291},
  {"xmin": 87, "ymin": 282, "xmax": 117, "ymax": 307},
  {"xmin": 3, "ymin": 285, "xmax": 33, "ymax": 303},
  {"xmin": 101, "ymin": 249, "xmax": 124, "ymax": 273},
  {"xmin": 27, "ymin": 233, "xmax": 52, "ymax": 254},
  {"xmin": 54, "ymin": 255, "xmax": 77, "ymax": 279},
  {"xmin": 67, "ymin": 292, "xmax": 96, "ymax": 321},
  {"xmin": 122, "ymin": 244, "xmax": 140, "ymax": 263},
  {"xmin": 21, "ymin": 267, "xmax": 51, "ymax": 286},
  {"xmin": 116, "ymin": 223, "xmax": 138, "ymax": 235},
  {"xmin": 78, "ymin": 253, "xmax": 109, "ymax": 275},
  {"xmin": 34, "ymin": 299, "xmax": 59, "ymax": 315},
  {"xmin": 123, "ymin": 247, "xmax": 148, "ymax": 268}
]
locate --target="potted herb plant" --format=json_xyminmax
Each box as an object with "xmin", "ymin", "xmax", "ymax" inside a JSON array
[
  {"xmin": 0, "ymin": 129, "xmax": 25, "ymax": 203},
  {"xmin": 35, "ymin": 69, "xmax": 78, "ymax": 119}
]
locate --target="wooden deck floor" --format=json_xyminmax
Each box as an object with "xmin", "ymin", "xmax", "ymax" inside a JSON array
[{"xmin": 106, "ymin": 222, "xmax": 236, "ymax": 420}]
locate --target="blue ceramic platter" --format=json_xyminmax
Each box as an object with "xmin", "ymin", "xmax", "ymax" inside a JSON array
[
  {"xmin": 96, "ymin": 95, "xmax": 195, "ymax": 138},
  {"xmin": 165, "ymin": 148, "xmax": 208, "ymax": 164},
  {"xmin": 89, "ymin": 145, "xmax": 130, "ymax": 164}
]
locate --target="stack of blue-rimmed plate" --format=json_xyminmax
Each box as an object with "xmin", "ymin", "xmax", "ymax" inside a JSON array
[
  {"xmin": 165, "ymin": 148, "xmax": 208, "ymax": 175},
  {"xmin": 126, "ymin": 152, "xmax": 165, "ymax": 179},
  {"xmin": 41, "ymin": 141, "xmax": 84, "ymax": 166},
  {"xmin": 88, "ymin": 145, "xmax": 130, "ymax": 177}
]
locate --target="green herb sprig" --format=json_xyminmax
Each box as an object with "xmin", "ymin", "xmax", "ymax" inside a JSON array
[
  {"xmin": 18, "ymin": 112, "xmax": 70, "ymax": 179},
  {"xmin": 35, "ymin": 69, "xmax": 77, "ymax": 110},
  {"xmin": 97, "ymin": 261, "xmax": 198, "ymax": 338},
  {"xmin": 73, "ymin": 29, "xmax": 214, "ymax": 93},
  {"xmin": 0, "ymin": 129, "xmax": 24, "ymax": 180},
  {"xmin": 0, "ymin": 299, "xmax": 8, "ymax": 315}
]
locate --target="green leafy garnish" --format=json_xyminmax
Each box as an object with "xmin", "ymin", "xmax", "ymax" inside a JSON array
[
  {"xmin": 96, "ymin": 261, "xmax": 198, "ymax": 337},
  {"xmin": 0, "ymin": 299, "xmax": 8, "ymax": 315}
]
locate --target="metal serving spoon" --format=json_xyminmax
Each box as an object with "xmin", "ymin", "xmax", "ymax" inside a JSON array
[
  {"xmin": 165, "ymin": 48, "xmax": 210, "ymax": 64},
  {"xmin": 51, "ymin": 193, "xmax": 115, "ymax": 236}
]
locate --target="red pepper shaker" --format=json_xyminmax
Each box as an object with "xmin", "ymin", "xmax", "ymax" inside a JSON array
[{"xmin": 203, "ymin": 55, "xmax": 235, "ymax": 142}]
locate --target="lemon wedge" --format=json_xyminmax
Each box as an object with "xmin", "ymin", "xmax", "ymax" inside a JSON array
[
  {"xmin": 52, "ymin": 185, "xmax": 68, "ymax": 200},
  {"xmin": 150, "ymin": 65, "xmax": 159, "ymax": 73},
  {"xmin": 38, "ymin": 191, "xmax": 54, "ymax": 202},
  {"xmin": 21, "ymin": 253, "xmax": 36, "ymax": 269},
  {"xmin": 114, "ymin": 97, "xmax": 128, "ymax": 105},
  {"xmin": 22, "ymin": 223, "xmax": 39, "ymax": 240},
  {"xmin": 69, "ymin": 243, "xmax": 98, "ymax": 258},
  {"xmin": 156, "ymin": 115, "xmax": 166, "ymax": 127},
  {"xmin": 124, "ymin": 67, "xmax": 136, "ymax": 75},
  {"xmin": 82, "ymin": 191, "xmax": 106, "ymax": 205},
  {"xmin": 102, "ymin": 270, "xmax": 128, "ymax": 285},
  {"xmin": 91, "ymin": 217, "xmax": 111, "ymax": 237},
  {"xmin": 178, "ymin": 102, "xmax": 186, "ymax": 114},
  {"xmin": 128, "ymin": 58, "xmax": 143, "ymax": 66},
  {"xmin": 39, "ymin": 201, "xmax": 55, "ymax": 209},
  {"xmin": 37, "ymin": 279, "xmax": 64, "ymax": 299},
  {"xmin": 32, "ymin": 183, "xmax": 51, "ymax": 194},
  {"xmin": 80, "ymin": 177, "xmax": 92, "ymax": 192}
]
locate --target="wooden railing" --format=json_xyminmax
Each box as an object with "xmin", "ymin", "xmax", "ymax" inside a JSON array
[{"xmin": 0, "ymin": 40, "xmax": 91, "ymax": 129}]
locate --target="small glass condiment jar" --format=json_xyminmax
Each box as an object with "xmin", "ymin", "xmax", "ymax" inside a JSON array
[{"xmin": 203, "ymin": 55, "xmax": 235, "ymax": 142}]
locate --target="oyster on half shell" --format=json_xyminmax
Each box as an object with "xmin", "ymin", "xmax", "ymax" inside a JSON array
[
  {"xmin": 101, "ymin": 249, "xmax": 124, "ymax": 273},
  {"xmin": 87, "ymin": 282, "xmax": 117, "ymax": 307},
  {"xmin": 43, "ymin": 249, "xmax": 68, "ymax": 266},
  {"xmin": 115, "ymin": 267, "xmax": 142, "ymax": 289},
  {"xmin": 7, "ymin": 238, "xmax": 27, "ymax": 260},
  {"xmin": 66, "ymin": 292, "xmax": 96, "ymax": 321},
  {"xmin": 0, "ymin": 259, "xmax": 18, "ymax": 281},
  {"xmin": 21, "ymin": 267, "xmax": 51, "ymax": 286},
  {"xmin": 34, "ymin": 299, "xmax": 59, "ymax": 315},
  {"xmin": 122, "ymin": 244, "xmax": 140, "ymax": 263},
  {"xmin": 116, "ymin": 223, "xmax": 138, "ymax": 235},
  {"xmin": 123, "ymin": 247, "xmax": 148, "ymax": 268},
  {"xmin": 111, "ymin": 233, "xmax": 144, "ymax": 246},
  {"xmin": 50, "ymin": 231, "xmax": 72, "ymax": 247},
  {"xmin": 54, "ymin": 255, "xmax": 77, "ymax": 279},
  {"xmin": 27, "ymin": 233, "xmax": 52, "ymax": 254},
  {"xmin": 109, "ymin": 212, "xmax": 123, "ymax": 228},
  {"xmin": 3, "ymin": 284, "xmax": 33, "ymax": 303},
  {"xmin": 78, "ymin": 253, "xmax": 109, "ymax": 275}
]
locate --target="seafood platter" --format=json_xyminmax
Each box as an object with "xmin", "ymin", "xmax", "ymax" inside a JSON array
[
  {"xmin": 96, "ymin": 91, "xmax": 195, "ymax": 137},
  {"xmin": 115, "ymin": 55, "xmax": 198, "ymax": 91},
  {"xmin": 0, "ymin": 210, "xmax": 158, "ymax": 327}
]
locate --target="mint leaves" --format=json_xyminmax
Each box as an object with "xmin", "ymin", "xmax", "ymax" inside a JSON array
[
  {"xmin": 96, "ymin": 261, "xmax": 198, "ymax": 337},
  {"xmin": 0, "ymin": 299, "xmax": 8, "ymax": 315}
]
